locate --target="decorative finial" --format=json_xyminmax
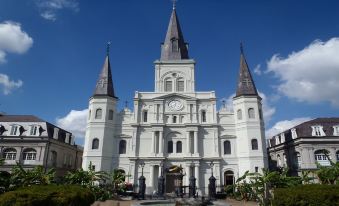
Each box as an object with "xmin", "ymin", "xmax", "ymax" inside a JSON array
[
  {"xmin": 106, "ymin": 41, "xmax": 111, "ymax": 56},
  {"xmin": 172, "ymin": 0, "xmax": 177, "ymax": 10},
  {"xmin": 240, "ymin": 42, "xmax": 244, "ymax": 54}
]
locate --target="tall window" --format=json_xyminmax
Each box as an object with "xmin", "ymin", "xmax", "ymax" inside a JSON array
[
  {"xmin": 237, "ymin": 109, "xmax": 242, "ymax": 120},
  {"xmin": 251, "ymin": 139, "xmax": 258, "ymax": 150},
  {"xmin": 143, "ymin": 111, "xmax": 148, "ymax": 122},
  {"xmin": 30, "ymin": 125, "xmax": 38, "ymax": 136},
  {"xmin": 294, "ymin": 152, "xmax": 301, "ymax": 169},
  {"xmin": 119, "ymin": 140, "xmax": 127, "ymax": 154},
  {"xmin": 95, "ymin": 109, "xmax": 102, "ymax": 119},
  {"xmin": 165, "ymin": 80, "xmax": 172, "ymax": 92},
  {"xmin": 177, "ymin": 79, "xmax": 184, "ymax": 92},
  {"xmin": 23, "ymin": 148, "xmax": 37, "ymax": 160},
  {"xmin": 173, "ymin": 116, "xmax": 177, "ymax": 123},
  {"xmin": 314, "ymin": 150, "xmax": 331, "ymax": 166},
  {"xmin": 10, "ymin": 125, "xmax": 18, "ymax": 135},
  {"xmin": 176, "ymin": 141, "xmax": 182, "ymax": 153},
  {"xmin": 108, "ymin": 110, "xmax": 114, "ymax": 120},
  {"xmin": 92, "ymin": 138, "xmax": 99, "ymax": 150},
  {"xmin": 50, "ymin": 151, "xmax": 57, "ymax": 167},
  {"xmin": 3, "ymin": 148, "xmax": 17, "ymax": 160},
  {"xmin": 224, "ymin": 141, "xmax": 231, "ymax": 154},
  {"xmin": 168, "ymin": 141, "xmax": 173, "ymax": 153},
  {"xmin": 248, "ymin": 108, "xmax": 255, "ymax": 119},
  {"xmin": 201, "ymin": 111, "xmax": 206, "ymax": 122}
]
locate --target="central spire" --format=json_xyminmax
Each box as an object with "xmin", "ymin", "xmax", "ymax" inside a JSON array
[{"xmin": 160, "ymin": 4, "xmax": 189, "ymax": 61}]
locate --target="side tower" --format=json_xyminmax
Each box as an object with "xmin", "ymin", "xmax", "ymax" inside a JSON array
[
  {"xmin": 233, "ymin": 45, "xmax": 267, "ymax": 175},
  {"xmin": 82, "ymin": 46, "xmax": 118, "ymax": 172},
  {"xmin": 154, "ymin": 6, "xmax": 195, "ymax": 93}
]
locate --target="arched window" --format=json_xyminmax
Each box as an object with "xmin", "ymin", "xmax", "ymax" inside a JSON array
[
  {"xmin": 92, "ymin": 138, "xmax": 99, "ymax": 150},
  {"xmin": 177, "ymin": 79, "xmax": 184, "ymax": 92},
  {"xmin": 223, "ymin": 141, "xmax": 231, "ymax": 154},
  {"xmin": 95, "ymin": 109, "xmax": 102, "ymax": 119},
  {"xmin": 50, "ymin": 151, "xmax": 57, "ymax": 167},
  {"xmin": 108, "ymin": 110, "xmax": 114, "ymax": 120},
  {"xmin": 224, "ymin": 170, "xmax": 234, "ymax": 186},
  {"xmin": 143, "ymin": 111, "xmax": 148, "ymax": 122},
  {"xmin": 314, "ymin": 149, "xmax": 331, "ymax": 166},
  {"xmin": 119, "ymin": 140, "xmax": 127, "ymax": 154},
  {"xmin": 201, "ymin": 110, "xmax": 207, "ymax": 122},
  {"xmin": 237, "ymin": 109, "xmax": 242, "ymax": 120},
  {"xmin": 23, "ymin": 148, "xmax": 37, "ymax": 160},
  {"xmin": 251, "ymin": 139, "xmax": 258, "ymax": 150},
  {"xmin": 294, "ymin": 152, "xmax": 301, "ymax": 168},
  {"xmin": 248, "ymin": 108, "xmax": 255, "ymax": 119},
  {"xmin": 176, "ymin": 141, "xmax": 182, "ymax": 153},
  {"xmin": 3, "ymin": 148, "xmax": 17, "ymax": 160},
  {"xmin": 165, "ymin": 79, "xmax": 172, "ymax": 92},
  {"xmin": 168, "ymin": 141, "xmax": 173, "ymax": 153}
]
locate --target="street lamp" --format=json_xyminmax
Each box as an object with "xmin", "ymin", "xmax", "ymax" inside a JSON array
[
  {"xmin": 210, "ymin": 161, "xmax": 214, "ymax": 177},
  {"xmin": 139, "ymin": 161, "xmax": 146, "ymax": 200},
  {"xmin": 140, "ymin": 162, "xmax": 145, "ymax": 176}
]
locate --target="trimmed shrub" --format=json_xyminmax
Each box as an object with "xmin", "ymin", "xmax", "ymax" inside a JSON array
[
  {"xmin": 0, "ymin": 185, "xmax": 95, "ymax": 206},
  {"xmin": 273, "ymin": 184, "xmax": 339, "ymax": 206}
]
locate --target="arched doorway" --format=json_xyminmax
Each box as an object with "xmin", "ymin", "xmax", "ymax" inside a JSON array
[
  {"xmin": 165, "ymin": 165, "xmax": 184, "ymax": 193},
  {"xmin": 224, "ymin": 170, "xmax": 234, "ymax": 186}
]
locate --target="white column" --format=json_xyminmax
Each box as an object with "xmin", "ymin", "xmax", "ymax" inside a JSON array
[
  {"xmin": 194, "ymin": 131, "xmax": 198, "ymax": 155},
  {"xmin": 195, "ymin": 164, "xmax": 200, "ymax": 188},
  {"xmin": 159, "ymin": 131, "xmax": 163, "ymax": 155},
  {"xmin": 185, "ymin": 165, "xmax": 190, "ymax": 186},
  {"xmin": 151, "ymin": 132, "xmax": 155, "ymax": 154},
  {"xmin": 186, "ymin": 131, "xmax": 191, "ymax": 155},
  {"xmin": 149, "ymin": 165, "xmax": 154, "ymax": 189}
]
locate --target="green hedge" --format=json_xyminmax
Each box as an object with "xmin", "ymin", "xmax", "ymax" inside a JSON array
[
  {"xmin": 0, "ymin": 185, "xmax": 95, "ymax": 206},
  {"xmin": 273, "ymin": 184, "xmax": 339, "ymax": 206}
]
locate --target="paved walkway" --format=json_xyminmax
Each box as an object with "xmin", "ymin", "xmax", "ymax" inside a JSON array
[{"xmin": 92, "ymin": 198, "xmax": 258, "ymax": 206}]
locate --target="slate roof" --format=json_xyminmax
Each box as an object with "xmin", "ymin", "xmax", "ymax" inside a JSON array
[
  {"xmin": 0, "ymin": 115, "xmax": 45, "ymax": 122},
  {"xmin": 293, "ymin": 118, "xmax": 339, "ymax": 137},
  {"xmin": 235, "ymin": 45, "xmax": 258, "ymax": 97},
  {"xmin": 93, "ymin": 55, "xmax": 117, "ymax": 98},
  {"xmin": 160, "ymin": 7, "xmax": 189, "ymax": 61}
]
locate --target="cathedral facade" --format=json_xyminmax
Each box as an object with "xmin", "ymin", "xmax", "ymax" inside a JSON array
[{"xmin": 82, "ymin": 7, "xmax": 267, "ymax": 195}]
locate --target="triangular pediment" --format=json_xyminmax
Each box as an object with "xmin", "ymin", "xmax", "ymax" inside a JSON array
[{"xmin": 153, "ymin": 93, "xmax": 197, "ymax": 101}]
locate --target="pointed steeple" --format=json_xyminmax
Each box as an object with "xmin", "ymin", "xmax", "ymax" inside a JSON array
[
  {"xmin": 93, "ymin": 43, "xmax": 117, "ymax": 98},
  {"xmin": 235, "ymin": 43, "xmax": 258, "ymax": 97},
  {"xmin": 160, "ymin": 5, "xmax": 189, "ymax": 61}
]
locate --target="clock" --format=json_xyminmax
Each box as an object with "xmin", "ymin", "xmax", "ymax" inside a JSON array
[{"xmin": 168, "ymin": 99, "xmax": 183, "ymax": 111}]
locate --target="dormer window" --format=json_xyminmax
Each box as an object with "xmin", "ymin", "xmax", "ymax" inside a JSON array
[
  {"xmin": 311, "ymin": 125, "xmax": 325, "ymax": 137},
  {"xmin": 10, "ymin": 125, "xmax": 19, "ymax": 136},
  {"xmin": 291, "ymin": 128, "xmax": 297, "ymax": 139},
  {"xmin": 333, "ymin": 126, "xmax": 339, "ymax": 136},
  {"xmin": 30, "ymin": 125, "xmax": 38, "ymax": 136}
]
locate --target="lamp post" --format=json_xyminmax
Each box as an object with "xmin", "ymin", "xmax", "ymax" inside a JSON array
[
  {"xmin": 208, "ymin": 161, "xmax": 216, "ymax": 200},
  {"xmin": 158, "ymin": 161, "xmax": 165, "ymax": 199},
  {"xmin": 138, "ymin": 161, "xmax": 146, "ymax": 200},
  {"xmin": 189, "ymin": 164, "xmax": 196, "ymax": 198}
]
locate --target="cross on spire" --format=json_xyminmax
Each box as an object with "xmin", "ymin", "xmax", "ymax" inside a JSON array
[
  {"xmin": 172, "ymin": 0, "xmax": 177, "ymax": 10},
  {"xmin": 106, "ymin": 41, "xmax": 111, "ymax": 56}
]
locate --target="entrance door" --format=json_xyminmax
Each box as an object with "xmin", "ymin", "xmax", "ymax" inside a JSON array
[{"xmin": 224, "ymin": 170, "xmax": 234, "ymax": 186}]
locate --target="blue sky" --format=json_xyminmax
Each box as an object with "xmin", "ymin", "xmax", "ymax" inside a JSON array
[{"xmin": 1, "ymin": 0, "xmax": 339, "ymax": 145}]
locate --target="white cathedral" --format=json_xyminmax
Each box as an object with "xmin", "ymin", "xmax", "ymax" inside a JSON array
[{"xmin": 82, "ymin": 6, "xmax": 268, "ymax": 195}]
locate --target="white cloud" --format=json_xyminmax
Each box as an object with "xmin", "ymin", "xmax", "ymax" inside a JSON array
[
  {"xmin": 253, "ymin": 64, "xmax": 262, "ymax": 75},
  {"xmin": 0, "ymin": 21, "xmax": 33, "ymax": 63},
  {"xmin": 0, "ymin": 73, "xmax": 23, "ymax": 95},
  {"xmin": 35, "ymin": 0, "xmax": 79, "ymax": 21},
  {"xmin": 265, "ymin": 117, "xmax": 312, "ymax": 138},
  {"xmin": 56, "ymin": 109, "xmax": 88, "ymax": 139},
  {"xmin": 221, "ymin": 91, "xmax": 276, "ymax": 123},
  {"xmin": 267, "ymin": 37, "xmax": 339, "ymax": 107}
]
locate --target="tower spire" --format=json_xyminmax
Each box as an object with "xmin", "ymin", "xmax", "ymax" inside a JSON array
[
  {"xmin": 160, "ymin": 3, "xmax": 189, "ymax": 61},
  {"xmin": 93, "ymin": 43, "xmax": 117, "ymax": 98},
  {"xmin": 235, "ymin": 43, "xmax": 258, "ymax": 97}
]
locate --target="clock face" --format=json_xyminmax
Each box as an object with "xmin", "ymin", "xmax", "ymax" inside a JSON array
[{"xmin": 168, "ymin": 99, "xmax": 183, "ymax": 111}]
